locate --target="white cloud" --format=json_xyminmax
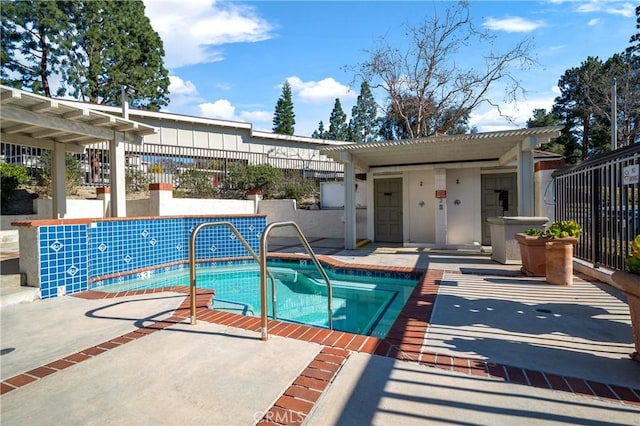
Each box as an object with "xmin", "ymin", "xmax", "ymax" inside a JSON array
[
  {"xmin": 165, "ymin": 75, "xmax": 205, "ymax": 111},
  {"xmin": 240, "ymin": 110, "xmax": 271, "ymax": 122},
  {"xmin": 199, "ymin": 99, "xmax": 236, "ymax": 120},
  {"xmin": 576, "ymin": 2, "xmax": 600, "ymax": 14},
  {"xmin": 285, "ymin": 76, "xmax": 356, "ymax": 104},
  {"xmin": 587, "ymin": 18, "xmax": 600, "ymax": 26},
  {"xmin": 169, "ymin": 75, "xmax": 198, "ymax": 96},
  {"xmin": 605, "ymin": 3, "xmax": 636, "ymax": 17},
  {"xmin": 576, "ymin": 1, "xmax": 636, "ymax": 17},
  {"xmin": 198, "ymin": 99, "xmax": 272, "ymax": 125},
  {"xmin": 469, "ymin": 95, "xmax": 557, "ymax": 132},
  {"xmin": 143, "ymin": 0, "xmax": 273, "ymax": 69},
  {"xmin": 483, "ymin": 16, "xmax": 545, "ymax": 33}
]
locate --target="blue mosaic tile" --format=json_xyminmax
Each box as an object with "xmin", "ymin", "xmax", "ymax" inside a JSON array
[{"xmin": 37, "ymin": 216, "xmax": 266, "ymax": 299}]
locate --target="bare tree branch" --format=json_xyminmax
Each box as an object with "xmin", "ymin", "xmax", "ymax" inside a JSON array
[{"xmin": 352, "ymin": 1, "xmax": 537, "ymax": 138}]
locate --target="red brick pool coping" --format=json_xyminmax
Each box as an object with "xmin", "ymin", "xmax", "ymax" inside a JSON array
[{"xmin": 2, "ymin": 268, "xmax": 639, "ymax": 416}]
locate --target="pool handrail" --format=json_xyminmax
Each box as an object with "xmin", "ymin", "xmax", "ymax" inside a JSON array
[
  {"xmin": 189, "ymin": 221, "xmax": 277, "ymax": 325},
  {"xmin": 259, "ymin": 221, "xmax": 333, "ymax": 341}
]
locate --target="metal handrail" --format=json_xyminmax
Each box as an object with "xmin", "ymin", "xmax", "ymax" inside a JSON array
[
  {"xmin": 259, "ymin": 221, "xmax": 333, "ymax": 341},
  {"xmin": 189, "ymin": 221, "xmax": 277, "ymax": 325}
]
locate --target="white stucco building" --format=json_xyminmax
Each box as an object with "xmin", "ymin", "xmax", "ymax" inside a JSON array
[{"xmin": 321, "ymin": 127, "xmax": 564, "ymax": 249}]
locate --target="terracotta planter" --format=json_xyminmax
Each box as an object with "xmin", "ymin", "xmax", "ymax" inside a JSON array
[
  {"xmin": 515, "ymin": 233, "xmax": 550, "ymax": 276},
  {"xmin": 611, "ymin": 270, "xmax": 640, "ymax": 362},
  {"xmin": 545, "ymin": 237, "xmax": 578, "ymax": 285}
]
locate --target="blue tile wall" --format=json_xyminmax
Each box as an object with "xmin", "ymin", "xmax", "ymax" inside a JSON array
[
  {"xmin": 38, "ymin": 224, "xmax": 89, "ymax": 299},
  {"xmin": 37, "ymin": 216, "xmax": 266, "ymax": 300}
]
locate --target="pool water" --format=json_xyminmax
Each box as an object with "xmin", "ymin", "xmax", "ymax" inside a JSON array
[{"xmin": 96, "ymin": 263, "xmax": 418, "ymax": 338}]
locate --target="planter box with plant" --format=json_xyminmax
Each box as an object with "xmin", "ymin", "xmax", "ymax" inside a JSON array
[
  {"xmin": 544, "ymin": 220, "xmax": 581, "ymax": 285},
  {"xmin": 515, "ymin": 227, "xmax": 550, "ymax": 277},
  {"xmin": 611, "ymin": 234, "xmax": 640, "ymax": 362},
  {"xmin": 514, "ymin": 220, "xmax": 581, "ymax": 284}
]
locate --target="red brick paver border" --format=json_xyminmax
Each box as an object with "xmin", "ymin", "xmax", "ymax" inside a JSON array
[
  {"xmin": 257, "ymin": 347, "xmax": 350, "ymax": 425},
  {"xmin": 0, "ymin": 289, "xmax": 213, "ymax": 396}
]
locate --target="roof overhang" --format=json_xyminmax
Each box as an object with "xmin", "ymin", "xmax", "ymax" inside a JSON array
[
  {"xmin": 321, "ymin": 126, "xmax": 564, "ymax": 171},
  {"xmin": 0, "ymin": 85, "xmax": 156, "ymax": 152}
]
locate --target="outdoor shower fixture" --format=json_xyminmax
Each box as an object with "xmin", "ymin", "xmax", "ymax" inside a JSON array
[{"xmin": 494, "ymin": 189, "xmax": 509, "ymax": 215}]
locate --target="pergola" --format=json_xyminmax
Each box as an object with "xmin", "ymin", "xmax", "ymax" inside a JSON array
[
  {"xmin": 0, "ymin": 85, "xmax": 156, "ymax": 218},
  {"xmin": 321, "ymin": 126, "xmax": 564, "ymax": 249}
]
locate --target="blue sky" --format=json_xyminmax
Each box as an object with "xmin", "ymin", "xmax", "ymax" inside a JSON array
[{"xmin": 142, "ymin": 0, "xmax": 637, "ymax": 137}]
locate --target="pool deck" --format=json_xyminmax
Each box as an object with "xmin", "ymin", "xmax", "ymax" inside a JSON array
[{"xmin": 1, "ymin": 237, "xmax": 639, "ymax": 425}]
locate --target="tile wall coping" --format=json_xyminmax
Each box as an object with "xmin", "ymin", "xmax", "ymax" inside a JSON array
[{"xmin": 11, "ymin": 214, "xmax": 267, "ymax": 228}]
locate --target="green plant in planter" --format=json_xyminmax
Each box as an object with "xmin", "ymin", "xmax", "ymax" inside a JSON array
[
  {"xmin": 545, "ymin": 220, "xmax": 582, "ymax": 239},
  {"xmin": 626, "ymin": 234, "xmax": 640, "ymax": 274},
  {"xmin": 524, "ymin": 227, "xmax": 544, "ymax": 237}
]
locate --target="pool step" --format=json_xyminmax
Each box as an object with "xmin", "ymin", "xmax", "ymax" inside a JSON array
[{"xmin": 0, "ymin": 275, "xmax": 39, "ymax": 308}]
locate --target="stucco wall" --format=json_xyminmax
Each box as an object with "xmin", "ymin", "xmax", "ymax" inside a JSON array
[
  {"xmin": 156, "ymin": 197, "xmax": 255, "ymax": 216},
  {"xmin": 126, "ymin": 199, "xmax": 151, "ymax": 217},
  {"xmin": 320, "ymin": 181, "xmax": 367, "ymax": 208},
  {"xmin": 258, "ymin": 199, "xmax": 367, "ymax": 239},
  {"xmin": 34, "ymin": 199, "xmax": 105, "ymax": 220}
]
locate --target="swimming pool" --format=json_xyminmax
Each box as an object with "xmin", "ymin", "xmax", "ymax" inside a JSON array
[{"xmin": 94, "ymin": 261, "xmax": 418, "ymax": 338}]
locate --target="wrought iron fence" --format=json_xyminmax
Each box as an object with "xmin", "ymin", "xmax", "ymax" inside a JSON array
[
  {"xmin": 0, "ymin": 142, "xmax": 344, "ymax": 195},
  {"xmin": 553, "ymin": 143, "xmax": 639, "ymax": 271}
]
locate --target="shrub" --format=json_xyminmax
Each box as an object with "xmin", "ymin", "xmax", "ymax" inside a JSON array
[
  {"xmin": 227, "ymin": 164, "xmax": 282, "ymax": 198},
  {"xmin": 522, "ymin": 221, "xmax": 582, "ymax": 239},
  {"xmin": 0, "ymin": 163, "xmax": 30, "ymax": 203},
  {"xmin": 175, "ymin": 168, "xmax": 217, "ymax": 198},
  {"xmin": 37, "ymin": 151, "xmax": 83, "ymax": 195},
  {"xmin": 126, "ymin": 168, "xmax": 151, "ymax": 192},
  {"xmin": 626, "ymin": 234, "xmax": 640, "ymax": 275},
  {"xmin": 278, "ymin": 176, "xmax": 318, "ymax": 203},
  {"xmin": 524, "ymin": 227, "xmax": 544, "ymax": 237},
  {"xmin": 546, "ymin": 220, "xmax": 582, "ymax": 239}
]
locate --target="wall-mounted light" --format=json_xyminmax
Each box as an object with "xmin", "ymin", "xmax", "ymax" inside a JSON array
[{"xmin": 456, "ymin": 179, "xmax": 460, "ymax": 184}]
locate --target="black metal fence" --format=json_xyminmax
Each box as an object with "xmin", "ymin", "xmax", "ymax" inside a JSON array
[
  {"xmin": 0, "ymin": 142, "xmax": 344, "ymax": 194},
  {"xmin": 553, "ymin": 143, "xmax": 640, "ymax": 271}
]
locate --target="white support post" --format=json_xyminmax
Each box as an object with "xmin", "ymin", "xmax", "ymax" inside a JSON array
[
  {"xmin": 517, "ymin": 148, "xmax": 535, "ymax": 216},
  {"xmin": 434, "ymin": 168, "xmax": 447, "ymax": 247},
  {"xmin": 51, "ymin": 142, "xmax": 67, "ymax": 219},
  {"xmin": 110, "ymin": 132, "xmax": 127, "ymax": 217},
  {"xmin": 341, "ymin": 152, "xmax": 356, "ymax": 250}
]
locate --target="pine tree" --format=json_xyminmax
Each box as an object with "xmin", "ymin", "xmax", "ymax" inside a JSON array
[
  {"xmin": 526, "ymin": 109, "xmax": 566, "ymax": 154},
  {"xmin": 627, "ymin": 5, "xmax": 640, "ymax": 55},
  {"xmin": 1, "ymin": 0, "xmax": 170, "ymax": 109},
  {"xmin": 311, "ymin": 121, "xmax": 327, "ymax": 139},
  {"xmin": 349, "ymin": 81, "xmax": 379, "ymax": 143},
  {"xmin": 272, "ymin": 81, "xmax": 295, "ymax": 135},
  {"xmin": 1, "ymin": 0, "xmax": 70, "ymax": 96},
  {"xmin": 552, "ymin": 57, "xmax": 609, "ymax": 162},
  {"xmin": 327, "ymin": 98, "xmax": 348, "ymax": 140},
  {"xmin": 63, "ymin": 1, "xmax": 169, "ymax": 109}
]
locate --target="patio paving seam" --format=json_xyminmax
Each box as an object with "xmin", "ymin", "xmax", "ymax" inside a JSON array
[
  {"xmin": 0, "ymin": 289, "xmax": 213, "ymax": 396},
  {"xmin": 256, "ymin": 347, "xmax": 350, "ymax": 426}
]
